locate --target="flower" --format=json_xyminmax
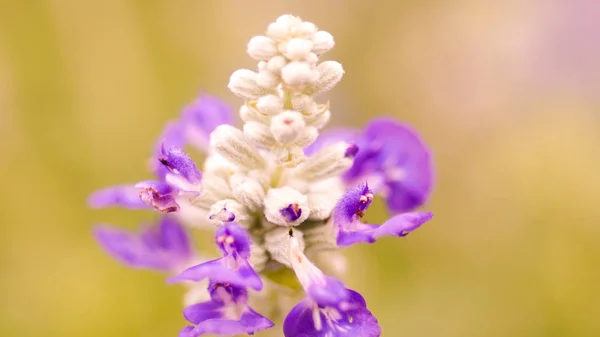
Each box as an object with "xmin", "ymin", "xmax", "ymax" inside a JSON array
[
  {"xmin": 334, "ymin": 183, "xmax": 433, "ymax": 247},
  {"xmin": 179, "ymin": 282, "xmax": 274, "ymax": 337},
  {"xmin": 283, "ymin": 233, "xmax": 381, "ymax": 337},
  {"xmin": 90, "ymin": 14, "xmax": 435, "ymax": 337},
  {"xmin": 94, "ymin": 217, "xmax": 192, "ymax": 272},
  {"xmin": 168, "ymin": 222, "xmax": 263, "ymax": 291}
]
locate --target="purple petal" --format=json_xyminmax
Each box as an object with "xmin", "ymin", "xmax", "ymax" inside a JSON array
[
  {"xmin": 283, "ymin": 290, "xmax": 381, "ymax": 337},
  {"xmin": 183, "ymin": 301, "xmax": 224, "ymax": 324},
  {"xmin": 337, "ymin": 212, "xmax": 432, "ymax": 247},
  {"xmin": 190, "ymin": 309, "xmax": 274, "ymax": 336},
  {"xmin": 153, "ymin": 120, "xmax": 187, "ymax": 179},
  {"xmin": 139, "ymin": 186, "xmax": 179, "ymax": 213},
  {"xmin": 307, "ymin": 276, "xmax": 349, "ymax": 309},
  {"xmin": 167, "ymin": 258, "xmax": 263, "ymax": 291},
  {"xmin": 94, "ymin": 219, "xmax": 191, "ymax": 271},
  {"xmin": 88, "ymin": 185, "xmax": 147, "ymax": 209},
  {"xmin": 178, "ymin": 326, "xmax": 195, "ymax": 337},
  {"xmin": 304, "ymin": 128, "xmax": 361, "ymax": 156},
  {"xmin": 158, "ymin": 146, "xmax": 202, "ymax": 185},
  {"xmin": 280, "ymin": 204, "xmax": 303, "ymax": 222},
  {"xmin": 333, "ymin": 183, "xmax": 374, "ymax": 227},
  {"xmin": 215, "ymin": 223, "xmax": 252, "ymax": 259},
  {"xmin": 344, "ymin": 118, "xmax": 434, "ymax": 213},
  {"xmin": 183, "ymin": 95, "xmax": 234, "ymax": 153}
]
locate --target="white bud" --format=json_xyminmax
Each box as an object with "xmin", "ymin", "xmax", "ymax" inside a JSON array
[
  {"xmin": 256, "ymin": 94, "xmax": 283, "ymax": 115},
  {"xmin": 291, "ymin": 94, "xmax": 317, "ymax": 113},
  {"xmin": 270, "ymin": 110, "xmax": 306, "ymax": 144},
  {"xmin": 293, "ymin": 126, "xmax": 319, "ymax": 148},
  {"xmin": 285, "ymin": 38, "xmax": 313, "ymax": 60},
  {"xmin": 264, "ymin": 186, "xmax": 310, "ymax": 226},
  {"xmin": 239, "ymin": 104, "xmax": 268, "ymax": 123},
  {"xmin": 281, "ymin": 62, "xmax": 319, "ymax": 87},
  {"xmin": 264, "ymin": 227, "xmax": 305, "ymax": 267},
  {"xmin": 228, "ymin": 69, "xmax": 265, "ymax": 99},
  {"xmin": 203, "ymin": 154, "xmax": 233, "ymax": 177},
  {"xmin": 275, "ymin": 14, "xmax": 302, "ymax": 27},
  {"xmin": 244, "ymin": 121, "xmax": 276, "ymax": 148},
  {"xmin": 247, "ymin": 35, "xmax": 277, "ymax": 60},
  {"xmin": 306, "ymin": 61, "xmax": 344, "ymax": 96},
  {"xmin": 248, "ymin": 243, "xmax": 269, "ymax": 272},
  {"xmin": 304, "ymin": 52, "xmax": 318, "ymax": 65},
  {"xmin": 293, "ymin": 142, "xmax": 357, "ymax": 181},
  {"xmin": 210, "ymin": 125, "xmax": 266, "ymax": 170},
  {"xmin": 208, "ymin": 199, "xmax": 251, "ymax": 226},
  {"xmin": 312, "ymin": 30, "xmax": 335, "ymax": 54},
  {"xmin": 272, "ymin": 145, "xmax": 306, "ymax": 167},
  {"xmin": 297, "ymin": 22, "xmax": 317, "ymax": 37},
  {"xmin": 267, "ymin": 55, "xmax": 287, "ymax": 73},
  {"xmin": 231, "ymin": 176, "xmax": 266, "ymax": 212},
  {"xmin": 267, "ymin": 23, "xmax": 288, "ymax": 42},
  {"xmin": 256, "ymin": 70, "xmax": 280, "ymax": 89},
  {"xmin": 258, "ymin": 61, "xmax": 268, "ymax": 71},
  {"xmin": 301, "ymin": 220, "xmax": 338, "ymax": 252},
  {"xmin": 305, "ymin": 105, "xmax": 330, "ymax": 129},
  {"xmin": 306, "ymin": 178, "xmax": 344, "ymax": 220},
  {"xmin": 248, "ymin": 169, "xmax": 270, "ymax": 190},
  {"xmin": 196, "ymin": 172, "xmax": 232, "ymax": 207}
]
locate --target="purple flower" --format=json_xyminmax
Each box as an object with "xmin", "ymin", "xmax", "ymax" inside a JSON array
[
  {"xmin": 168, "ymin": 223, "xmax": 263, "ymax": 291},
  {"xmin": 179, "ymin": 282, "xmax": 274, "ymax": 337},
  {"xmin": 334, "ymin": 183, "xmax": 433, "ymax": 247},
  {"xmin": 345, "ymin": 118, "xmax": 434, "ymax": 213},
  {"xmin": 136, "ymin": 181, "xmax": 181, "ymax": 213},
  {"xmin": 182, "ymin": 94, "xmax": 234, "ymax": 153},
  {"xmin": 158, "ymin": 145, "xmax": 203, "ymax": 187},
  {"xmin": 87, "ymin": 184, "xmax": 148, "ymax": 209},
  {"xmin": 94, "ymin": 217, "xmax": 192, "ymax": 272},
  {"xmin": 284, "ymin": 234, "xmax": 381, "ymax": 337}
]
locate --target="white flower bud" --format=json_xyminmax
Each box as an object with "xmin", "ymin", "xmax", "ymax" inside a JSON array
[
  {"xmin": 196, "ymin": 172, "xmax": 232, "ymax": 207},
  {"xmin": 293, "ymin": 142, "xmax": 357, "ymax": 182},
  {"xmin": 247, "ymin": 35, "xmax": 277, "ymax": 60},
  {"xmin": 258, "ymin": 61, "xmax": 268, "ymax": 71},
  {"xmin": 305, "ymin": 104, "xmax": 330, "ymax": 129},
  {"xmin": 264, "ymin": 186, "xmax": 309, "ymax": 226},
  {"xmin": 208, "ymin": 199, "xmax": 251, "ymax": 226},
  {"xmin": 293, "ymin": 126, "xmax": 318, "ymax": 148},
  {"xmin": 210, "ymin": 125, "xmax": 266, "ymax": 170},
  {"xmin": 244, "ymin": 121, "xmax": 276, "ymax": 148},
  {"xmin": 275, "ymin": 14, "xmax": 302, "ymax": 27},
  {"xmin": 248, "ymin": 243, "xmax": 268, "ymax": 272},
  {"xmin": 256, "ymin": 70, "xmax": 280, "ymax": 89},
  {"xmin": 267, "ymin": 55, "xmax": 287, "ymax": 73},
  {"xmin": 267, "ymin": 22, "xmax": 288, "ymax": 41},
  {"xmin": 291, "ymin": 94, "xmax": 317, "ymax": 113},
  {"xmin": 248, "ymin": 169, "xmax": 270, "ymax": 190},
  {"xmin": 304, "ymin": 52, "xmax": 318, "ymax": 65},
  {"xmin": 284, "ymin": 38, "xmax": 313, "ymax": 60},
  {"xmin": 203, "ymin": 154, "xmax": 234, "ymax": 177},
  {"xmin": 270, "ymin": 110, "xmax": 305, "ymax": 144},
  {"xmin": 281, "ymin": 62, "xmax": 319, "ymax": 87},
  {"xmin": 306, "ymin": 61, "xmax": 344, "ymax": 96},
  {"xmin": 272, "ymin": 146, "xmax": 306, "ymax": 167},
  {"xmin": 239, "ymin": 104, "xmax": 268, "ymax": 123},
  {"xmin": 297, "ymin": 22, "xmax": 317, "ymax": 37},
  {"xmin": 231, "ymin": 176, "xmax": 266, "ymax": 212},
  {"xmin": 264, "ymin": 227, "xmax": 305, "ymax": 267},
  {"xmin": 256, "ymin": 94, "xmax": 283, "ymax": 115},
  {"xmin": 302, "ymin": 221, "xmax": 338, "ymax": 256},
  {"xmin": 228, "ymin": 69, "xmax": 265, "ymax": 99},
  {"xmin": 312, "ymin": 30, "xmax": 335, "ymax": 54}
]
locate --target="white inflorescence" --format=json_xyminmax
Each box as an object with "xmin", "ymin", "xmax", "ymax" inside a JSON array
[{"xmin": 190, "ymin": 15, "xmax": 349, "ymax": 276}]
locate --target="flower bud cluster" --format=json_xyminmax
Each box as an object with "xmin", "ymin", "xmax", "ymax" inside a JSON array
[{"xmin": 228, "ymin": 14, "xmax": 344, "ymax": 167}]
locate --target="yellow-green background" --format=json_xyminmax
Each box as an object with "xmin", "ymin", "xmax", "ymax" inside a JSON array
[{"xmin": 1, "ymin": 1, "xmax": 599, "ymax": 336}]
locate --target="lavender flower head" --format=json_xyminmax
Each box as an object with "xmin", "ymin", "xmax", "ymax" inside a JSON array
[{"xmin": 90, "ymin": 14, "xmax": 435, "ymax": 336}]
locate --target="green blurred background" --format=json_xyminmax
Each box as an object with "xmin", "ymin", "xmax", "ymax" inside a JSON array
[{"xmin": 1, "ymin": 1, "xmax": 599, "ymax": 336}]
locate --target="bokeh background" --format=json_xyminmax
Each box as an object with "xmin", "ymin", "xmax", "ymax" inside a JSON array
[{"xmin": 1, "ymin": 1, "xmax": 599, "ymax": 336}]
